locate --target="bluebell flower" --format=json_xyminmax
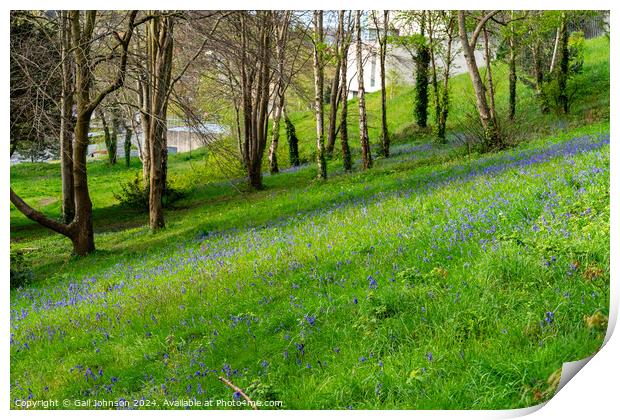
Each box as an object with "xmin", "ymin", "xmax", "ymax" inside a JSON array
[
  {"xmin": 232, "ymin": 391, "xmax": 241, "ymax": 401},
  {"xmin": 368, "ymin": 276, "xmax": 378, "ymax": 289},
  {"xmin": 544, "ymin": 311, "xmax": 555, "ymax": 325},
  {"xmin": 305, "ymin": 315, "xmax": 316, "ymax": 327},
  {"xmin": 426, "ymin": 352, "xmax": 433, "ymax": 362}
]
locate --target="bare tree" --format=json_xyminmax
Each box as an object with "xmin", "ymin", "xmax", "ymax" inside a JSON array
[
  {"xmin": 239, "ymin": 11, "xmax": 275, "ymax": 189},
  {"xmin": 355, "ymin": 10, "xmax": 372, "ymax": 169},
  {"xmin": 268, "ymin": 11, "xmax": 292, "ymax": 174},
  {"xmin": 10, "ymin": 10, "xmax": 138, "ymax": 255},
  {"xmin": 143, "ymin": 12, "xmax": 174, "ymax": 230}
]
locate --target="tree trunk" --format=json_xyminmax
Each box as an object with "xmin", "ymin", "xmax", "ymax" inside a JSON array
[
  {"xmin": 508, "ymin": 14, "xmax": 517, "ymax": 121},
  {"xmin": 379, "ymin": 10, "xmax": 389, "ymax": 157},
  {"xmin": 482, "ymin": 27, "xmax": 496, "ymax": 121},
  {"xmin": 59, "ymin": 10, "xmax": 75, "ymax": 224},
  {"xmin": 356, "ymin": 11, "xmax": 372, "ymax": 169},
  {"xmin": 313, "ymin": 10, "xmax": 327, "ymax": 180},
  {"xmin": 339, "ymin": 10, "xmax": 352, "ymax": 171},
  {"xmin": 123, "ymin": 123, "xmax": 132, "ymax": 167},
  {"xmin": 457, "ymin": 11, "xmax": 501, "ymax": 150},
  {"xmin": 71, "ymin": 111, "xmax": 96, "ymax": 255},
  {"xmin": 532, "ymin": 41, "xmax": 549, "ymax": 113},
  {"xmin": 428, "ymin": 12, "xmax": 441, "ymax": 141},
  {"xmin": 326, "ymin": 13, "xmax": 342, "ymax": 158},
  {"xmin": 414, "ymin": 11, "xmax": 430, "ymax": 129},
  {"xmin": 283, "ymin": 106, "xmax": 300, "ymax": 167},
  {"xmin": 239, "ymin": 11, "xmax": 273, "ymax": 190},
  {"xmin": 10, "ymin": 10, "xmax": 137, "ymax": 256},
  {"xmin": 110, "ymin": 109, "xmax": 120, "ymax": 164},
  {"xmin": 268, "ymin": 98, "xmax": 282, "ymax": 174},
  {"xmin": 557, "ymin": 12, "xmax": 569, "ymax": 114},
  {"xmin": 326, "ymin": 60, "xmax": 341, "ymax": 158},
  {"xmin": 146, "ymin": 13, "xmax": 174, "ymax": 231},
  {"xmin": 437, "ymin": 16, "xmax": 454, "ymax": 142},
  {"xmin": 97, "ymin": 109, "xmax": 117, "ymax": 165},
  {"xmin": 268, "ymin": 12, "xmax": 290, "ymax": 174}
]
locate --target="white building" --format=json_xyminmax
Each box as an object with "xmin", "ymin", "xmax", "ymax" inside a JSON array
[{"xmin": 346, "ymin": 12, "xmax": 487, "ymax": 99}]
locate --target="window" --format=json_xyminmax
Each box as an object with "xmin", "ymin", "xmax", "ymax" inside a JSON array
[{"xmin": 370, "ymin": 53, "xmax": 377, "ymax": 88}]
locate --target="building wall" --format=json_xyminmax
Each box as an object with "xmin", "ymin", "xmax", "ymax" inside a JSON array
[{"xmin": 347, "ymin": 40, "xmax": 487, "ymax": 99}]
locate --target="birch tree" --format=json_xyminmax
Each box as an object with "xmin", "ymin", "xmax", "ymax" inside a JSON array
[{"xmin": 356, "ymin": 10, "xmax": 372, "ymax": 169}]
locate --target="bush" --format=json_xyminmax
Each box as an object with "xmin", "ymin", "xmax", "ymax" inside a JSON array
[
  {"xmin": 113, "ymin": 172, "xmax": 185, "ymax": 211},
  {"xmin": 10, "ymin": 249, "xmax": 33, "ymax": 288},
  {"xmin": 455, "ymin": 105, "xmax": 527, "ymax": 153}
]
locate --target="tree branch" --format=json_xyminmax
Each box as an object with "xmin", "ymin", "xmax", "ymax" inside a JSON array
[
  {"xmin": 218, "ymin": 376, "xmax": 258, "ymax": 410},
  {"xmin": 85, "ymin": 11, "xmax": 138, "ymax": 116},
  {"xmin": 10, "ymin": 188, "xmax": 70, "ymax": 236},
  {"xmin": 469, "ymin": 10, "xmax": 500, "ymax": 48}
]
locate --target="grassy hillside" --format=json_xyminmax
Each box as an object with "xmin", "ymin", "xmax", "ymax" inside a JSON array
[
  {"xmin": 9, "ymin": 37, "xmax": 610, "ymax": 409},
  {"xmin": 277, "ymin": 36, "xmax": 610, "ymax": 164}
]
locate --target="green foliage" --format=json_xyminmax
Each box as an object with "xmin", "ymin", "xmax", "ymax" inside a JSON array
[
  {"xmin": 414, "ymin": 42, "xmax": 430, "ymax": 129},
  {"xmin": 568, "ymin": 31, "xmax": 586, "ymax": 74},
  {"xmin": 112, "ymin": 172, "xmax": 185, "ymax": 211},
  {"xmin": 10, "ymin": 249, "xmax": 32, "ymax": 288},
  {"xmin": 8, "ymin": 37, "xmax": 609, "ymax": 409},
  {"xmin": 284, "ymin": 115, "xmax": 300, "ymax": 167}
]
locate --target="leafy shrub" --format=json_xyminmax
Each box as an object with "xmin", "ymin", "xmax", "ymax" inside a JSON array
[
  {"xmin": 113, "ymin": 172, "xmax": 185, "ymax": 211},
  {"xmin": 568, "ymin": 31, "xmax": 585, "ymax": 74},
  {"xmin": 10, "ymin": 249, "xmax": 33, "ymax": 288}
]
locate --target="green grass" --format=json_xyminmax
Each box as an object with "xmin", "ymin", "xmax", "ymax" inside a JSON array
[{"xmin": 9, "ymin": 37, "xmax": 610, "ymax": 409}]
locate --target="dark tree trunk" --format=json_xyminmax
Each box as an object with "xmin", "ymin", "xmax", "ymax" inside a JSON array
[
  {"xmin": 122, "ymin": 121, "xmax": 132, "ymax": 167},
  {"xmin": 146, "ymin": 13, "xmax": 174, "ymax": 231},
  {"xmin": 532, "ymin": 41, "xmax": 549, "ymax": 113},
  {"xmin": 557, "ymin": 12, "xmax": 570, "ymax": 114},
  {"xmin": 239, "ymin": 11, "xmax": 274, "ymax": 190},
  {"xmin": 283, "ymin": 107, "xmax": 300, "ymax": 167},
  {"xmin": 414, "ymin": 12, "xmax": 430, "ymax": 129},
  {"xmin": 508, "ymin": 13, "xmax": 517, "ymax": 121},
  {"xmin": 71, "ymin": 111, "xmax": 96, "ymax": 255},
  {"xmin": 339, "ymin": 11, "xmax": 352, "ymax": 172},
  {"xmin": 97, "ymin": 109, "xmax": 117, "ymax": 165}
]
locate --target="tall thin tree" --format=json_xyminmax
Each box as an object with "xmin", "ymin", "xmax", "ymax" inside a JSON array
[
  {"xmin": 313, "ymin": 10, "xmax": 327, "ymax": 179},
  {"xmin": 356, "ymin": 10, "xmax": 372, "ymax": 169},
  {"xmin": 339, "ymin": 10, "xmax": 352, "ymax": 171}
]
